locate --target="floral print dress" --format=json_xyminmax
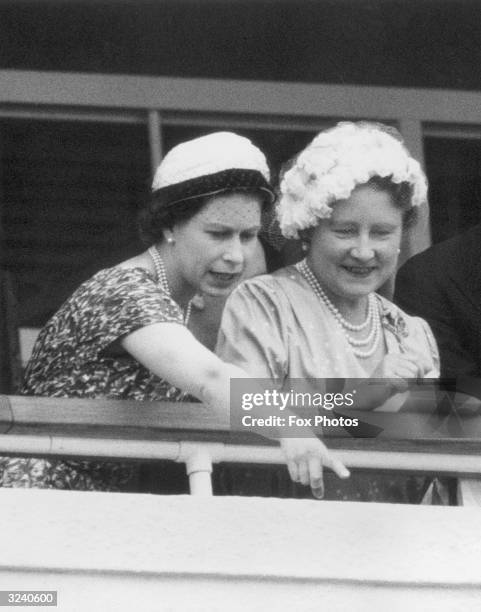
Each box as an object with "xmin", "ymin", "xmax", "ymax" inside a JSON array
[{"xmin": 1, "ymin": 266, "xmax": 189, "ymax": 491}]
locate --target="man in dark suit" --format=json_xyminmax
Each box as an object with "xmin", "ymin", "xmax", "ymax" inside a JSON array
[{"xmin": 394, "ymin": 224, "xmax": 481, "ymax": 378}]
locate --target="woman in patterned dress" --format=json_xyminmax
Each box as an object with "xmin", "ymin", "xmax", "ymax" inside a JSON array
[{"xmin": 4, "ymin": 131, "xmax": 348, "ymax": 493}]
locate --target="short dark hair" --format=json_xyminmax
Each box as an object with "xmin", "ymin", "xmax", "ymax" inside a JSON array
[{"xmin": 139, "ymin": 194, "xmax": 204, "ymax": 245}]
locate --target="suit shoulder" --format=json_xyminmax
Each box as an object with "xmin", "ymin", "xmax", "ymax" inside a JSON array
[{"xmin": 400, "ymin": 224, "xmax": 481, "ymax": 276}]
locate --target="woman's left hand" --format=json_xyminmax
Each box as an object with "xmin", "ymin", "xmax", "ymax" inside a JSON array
[{"xmin": 280, "ymin": 436, "xmax": 350, "ymax": 499}]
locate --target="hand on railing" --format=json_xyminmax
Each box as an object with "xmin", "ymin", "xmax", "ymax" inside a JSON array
[
  {"xmin": 342, "ymin": 358, "xmax": 421, "ymax": 410},
  {"xmin": 370, "ymin": 354, "xmax": 421, "ymax": 395},
  {"xmin": 280, "ymin": 437, "xmax": 350, "ymax": 499}
]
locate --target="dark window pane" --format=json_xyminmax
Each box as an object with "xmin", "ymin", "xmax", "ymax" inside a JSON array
[
  {"xmin": 425, "ymin": 136, "xmax": 481, "ymax": 243},
  {"xmin": 1, "ymin": 119, "xmax": 150, "ymax": 326}
]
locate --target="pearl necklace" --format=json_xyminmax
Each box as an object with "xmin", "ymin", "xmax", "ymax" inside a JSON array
[
  {"xmin": 148, "ymin": 246, "xmax": 192, "ymax": 326},
  {"xmin": 296, "ymin": 259, "xmax": 381, "ymax": 359}
]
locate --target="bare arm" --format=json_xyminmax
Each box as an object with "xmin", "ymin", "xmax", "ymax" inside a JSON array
[
  {"xmin": 121, "ymin": 322, "xmax": 246, "ymax": 420},
  {"xmin": 121, "ymin": 321, "xmax": 349, "ymax": 496}
]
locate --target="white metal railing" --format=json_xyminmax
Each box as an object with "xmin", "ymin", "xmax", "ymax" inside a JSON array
[
  {"xmin": 2, "ymin": 432, "xmax": 481, "ymax": 498},
  {"xmin": 1, "ymin": 394, "xmax": 481, "ymax": 501}
]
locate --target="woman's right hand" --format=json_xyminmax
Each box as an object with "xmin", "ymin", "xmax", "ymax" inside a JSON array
[
  {"xmin": 343, "ymin": 354, "xmax": 421, "ymax": 409},
  {"xmin": 280, "ymin": 436, "xmax": 350, "ymax": 499}
]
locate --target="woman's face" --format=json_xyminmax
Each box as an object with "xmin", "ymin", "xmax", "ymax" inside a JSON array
[
  {"xmin": 307, "ymin": 184, "xmax": 403, "ymax": 306},
  {"xmin": 169, "ymin": 192, "xmax": 263, "ymax": 297}
]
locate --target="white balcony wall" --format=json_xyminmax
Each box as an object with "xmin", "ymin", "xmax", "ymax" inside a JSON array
[{"xmin": 1, "ymin": 488, "xmax": 481, "ymax": 611}]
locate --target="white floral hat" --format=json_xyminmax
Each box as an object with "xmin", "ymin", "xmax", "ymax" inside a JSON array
[{"xmin": 277, "ymin": 121, "xmax": 428, "ymax": 239}]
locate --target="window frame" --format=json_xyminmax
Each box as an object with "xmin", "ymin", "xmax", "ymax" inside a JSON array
[{"xmin": 2, "ymin": 68, "xmax": 481, "ymax": 257}]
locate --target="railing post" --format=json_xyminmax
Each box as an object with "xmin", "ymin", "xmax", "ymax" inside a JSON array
[{"xmin": 177, "ymin": 442, "xmax": 224, "ymax": 497}]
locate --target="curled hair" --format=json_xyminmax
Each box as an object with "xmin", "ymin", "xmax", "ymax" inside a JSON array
[
  {"xmin": 138, "ymin": 194, "xmax": 206, "ymax": 246},
  {"xmin": 367, "ymin": 175, "xmax": 418, "ymax": 229}
]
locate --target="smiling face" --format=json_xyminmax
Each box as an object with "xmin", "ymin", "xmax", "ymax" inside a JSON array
[
  {"xmin": 306, "ymin": 184, "xmax": 403, "ymax": 307},
  {"xmin": 168, "ymin": 192, "xmax": 263, "ymax": 298}
]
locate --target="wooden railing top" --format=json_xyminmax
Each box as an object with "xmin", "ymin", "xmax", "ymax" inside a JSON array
[{"xmin": 1, "ymin": 394, "xmax": 481, "ymax": 456}]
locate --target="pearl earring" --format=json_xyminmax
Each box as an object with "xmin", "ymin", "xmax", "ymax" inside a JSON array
[
  {"xmin": 167, "ymin": 236, "xmax": 175, "ymax": 245},
  {"xmin": 301, "ymin": 241, "xmax": 309, "ymax": 253},
  {"xmin": 192, "ymin": 293, "xmax": 205, "ymax": 310}
]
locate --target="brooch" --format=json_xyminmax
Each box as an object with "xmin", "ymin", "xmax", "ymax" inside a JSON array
[{"xmin": 381, "ymin": 305, "xmax": 409, "ymax": 343}]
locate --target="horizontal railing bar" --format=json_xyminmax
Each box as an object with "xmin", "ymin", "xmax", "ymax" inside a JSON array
[
  {"xmin": 0, "ymin": 434, "xmax": 181, "ymax": 461},
  {"xmin": 0, "ymin": 434, "xmax": 480, "ymax": 477},
  {"xmin": 2, "ymin": 396, "xmax": 481, "ymax": 453},
  {"xmin": 216, "ymin": 444, "xmax": 481, "ymax": 476},
  {"xmin": 1, "ymin": 395, "xmax": 229, "ymax": 432}
]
